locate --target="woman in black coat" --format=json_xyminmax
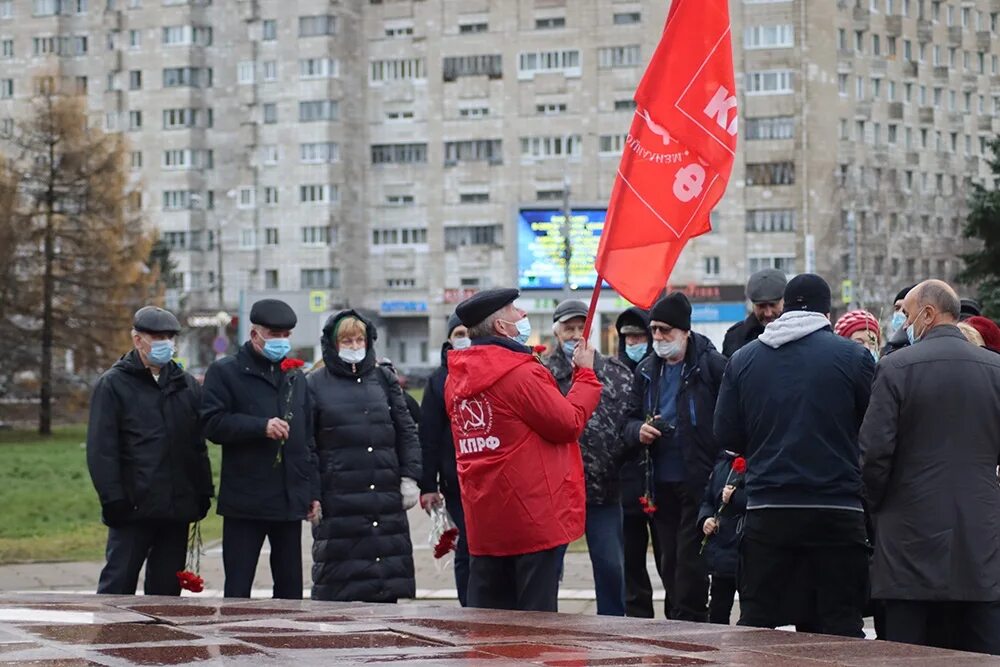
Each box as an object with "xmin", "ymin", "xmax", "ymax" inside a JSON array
[{"xmin": 307, "ymin": 310, "xmax": 422, "ymax": 602}]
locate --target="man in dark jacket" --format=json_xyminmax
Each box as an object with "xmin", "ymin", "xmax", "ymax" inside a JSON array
[
  {"xmin": 714, "ymin": 274, "xmax": 874, "ymax": 637},
  {"xmin": 544, "ymin": 299, "xmax": 634, "ymax": 616},
  {"xmin": 201, "ymin": 299, "xmax": 321, "ymax": 599},
  {"xmin": 860, "ymin": 280, "xmax": 1000, "ymax": 655},
  {"xmin": 697, "ymin": 452, "xmax": 746, "ymax": 625},
  {"xmin": 722, "ymin": 269, "xmax": 786, "ymax": 358},
  {"xmin": 882, "ymin": 284, "xmax": 915, "ymax": 357},
  {"xmin": 622, "ymin": 292, "xmax": 726, "ymax": 622},
  {"xmin": 616, "ymin": 307, "xmax": 664, "ymax": 618},
  {"xmin": 86, "ymin": 306, "xmax": 213, "ymax": 595},
  {"xmin": 418, "ymin": 313, "xmax": 471, "ymax": 605}
]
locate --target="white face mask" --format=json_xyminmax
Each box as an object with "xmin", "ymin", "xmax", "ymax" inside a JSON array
[
  {"xmin": 654, "ymin": 339, "xmax": 684, "ymax": 360},
  {"xmin": 451, "ymin": 337, "xmax": 472, "ymax": 350},
  {"xmin": 339, "ymin": 347, "xmax": 366, "ymax": 364}
]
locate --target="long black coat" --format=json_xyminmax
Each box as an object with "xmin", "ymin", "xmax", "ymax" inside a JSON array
[
  {"xmin": 418, "ymin": 343, "xmax": 458, "ymax": 495},
  {"xmin": 308, "ymin": 310, "xmax": 421, "ymax": 602},
  {"xmin": 86, "ymin": 350, "xmax": 213, "ymax": 524},
  {"xmin": 200, "ymin": 342, "xmax": 320, "ymax": 521},
  {"xmin": 860, "ymin": 325, "xmax": 1000, "ymax": 601}
]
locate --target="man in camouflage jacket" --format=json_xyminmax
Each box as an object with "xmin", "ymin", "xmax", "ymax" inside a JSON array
[{"xmin": 544, "ymin": 300, "xmax": 636, "ymax": 616}]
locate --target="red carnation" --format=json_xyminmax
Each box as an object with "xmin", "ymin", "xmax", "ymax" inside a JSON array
[
  {"xmin": 280, "ymin": 358, "xmax": 305, "ymax": 372},
  {"xmin": 732, "ymin": 457, "xmax": 747, "ymax": 474},
  {"xmin": 176, "ymin": 570, "xmax": 204, "ymax": 593}
]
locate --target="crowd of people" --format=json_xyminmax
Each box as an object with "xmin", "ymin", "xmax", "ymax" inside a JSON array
[{"xmin": 85, "ymin": 271, "xmax": 1000, "ymax": 655}]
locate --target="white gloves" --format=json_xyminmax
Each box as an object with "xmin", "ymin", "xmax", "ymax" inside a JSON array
[{"xmin": 401, "ymin": 477, "xmax": 420, "ymax": 510}]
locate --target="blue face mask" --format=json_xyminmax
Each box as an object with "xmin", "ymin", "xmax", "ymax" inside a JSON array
[
  {"xmin": 625, "ymin": 343, "xmax": 647, "ymax": 363},
  {"xmin": 147, "ymin": 340, "xmax": 174, "ymax": 366},
  {"xmin": 870, "ymin": 348, "xmax": 880, "ymax": 363},
  {"xmin": 890, "ymin": 311, "xmax": 906, "ymax": 333},
  {"xmin": 262, "ymin": 337, "xmax": 291, "ymax": 362},
  {"xmin": 562, "ymin": 340, "xmax": 577, "ymax": 357},
  {"xmin": 508, "ymin": 317, "xmax": 531, "ymax": 345},
  {"xmin": 905, "ymin": 309, "xmax": 927, "ymax": 345}
]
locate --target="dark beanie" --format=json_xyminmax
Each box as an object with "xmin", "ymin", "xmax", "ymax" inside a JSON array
[
  {"xmin": 784, "ymin": 274, "xmax": 832, "ymax": 313},
  {"xmin": 649, "ymin": 292, "xmax": 692, "ymax": 331},
  {"xmin": 446, "ymin": 313, "xmax": 462, "ymax": 337},
  {"xmin": 894, "ymin": 284, "xmax": 916, "ymax": 303}
]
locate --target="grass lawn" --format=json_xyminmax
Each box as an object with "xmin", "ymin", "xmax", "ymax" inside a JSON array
[{"xmin": 0, "ymin": 426, "xmax": 222, "ymax": 564}]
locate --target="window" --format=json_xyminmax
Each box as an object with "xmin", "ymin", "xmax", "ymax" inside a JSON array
[
  {"xmin": 598, "ymin": 45, "xmax": 641, "ymax": 68},
  {"xmin": 240, "ymin": 229, "xmax": 257, "ymax": 250},
  {"xmin": 536, "ymin": 103, "xmax": 567, "ymax": 115},
  {"xmin": 704, "ymin": 257, "xmax": 720, "ymax": 276},
  {"xmin": 128, "ymin": 29, "xmax": 140, "ymax": 48},
  {"xmin": 744, "ymin": 70, "xmax": 794, "ymax": 94},
  {"xmin": 599, "ymin": 134, "xmax": 627, "ymax": 154},
  {"xmin": 444, "ymin": 139, "xmax": 502, "ymax": 164},
  {"xmin": 748, "ymin": 256, "xmax": 796, "ymax": 274},
  {"xmin": 162, "ymin": 25, "xmax": 212, "ymax": 46},
  {"xmin": 384, "ymin": 22, "xmax": 414, "ymax": 37},
  {"xmin": 162, "ymin": 231, "xmax": 187, "ymax": 250},
  {"xmin": 301, "ymin": 269, "xmax": 340, "ymax": 289},
  {"xmin": 237, "ymin": 187, "xmax": 256, "ymax": 209},
  {"xmin": 298, "ymin": 100, "xmax": 338, "ymax": 122},
  {"xmin": 299, "ymin": 15, "xmax": 336, "ymax": 37},
  {"xmin": 536, "ymin": 189, "xmax": 565, "ymax": 201},
  {"xmin": 535, "ymin": 16, "xmax": 565, "ymax": 29},
  {"xmin": 301, "ymin": 226, "xmax": 330, "ymax": 245},
  {"xmin": 873, "ymin": 34, "xmax": 881, "ymax": 56},
  {"xmin": 300, "ymin": 142, "xmax": 339, "ymax": 163},
  {"xmin": 744, "ymin": 116, "xmax": 794, "ymax": 140},
  {"xmin": 745, "ymin": 162, "xmax": 795, "ymax": 186},
  {"xmin": 520, "ymin": 135, "xmax": 583, "ymax": 159},
  {"xmin": 262, "ymin": 19, "xmax": 277, "ymax": 41},
  {"xmin": 264, "ymin": 227, "xmax": 279, "ymax": 245},
  {"xmin": 163, "ymin": 67, "xmax": 211, "ymax": 88},
  {"xmin": 299, "ymin": 57, "xmax": 338, "ymax": 79},
  {"xmin": 458, "ymin": 192, "xmax": 488, "ymax": 204},
  {"xmin": 262, "ymin": 61, "xmax": 277, "ymax": 82},
  {"xmin": 744, "ymin": 25, "xmax": 794, "ymax": 49},
  {"xmin": 1, "ymin": 38, "xmax": 14, "ymax": 58},
  {"xmin": 746, "ymin": 209, "xmax": 795, "ymax": 232},
  {"xmin": 613, "ymin": 11, "xmax": 640, "ymax": 24},
  {"xmin": 458, "ymin": 105, "xmax": 490, "ymax": 118},
  {"xmin": 370, "ymin": 58, "xmax": 425, "ymax": 81},
  {"xmin": 128, "ymin": 70, "xmax": 141, "ymax": 90},
  {"xmin": 163, "ymin": 108, "xmax": 208, "ymax": 129},
  {"xmin": 442, "ymin": 54, "xmax": 502, "ymax": 80},
  {"xmin": 128, "ymin": 110, "xmax": 142, "ymax": 130},
  {"xmin": 130, "ymin": 151, "xmax": 142, "ymax": 169},
  {"xmin": 0, "ymin": 1, "xmax": 11, "ymax": 18},
  {"xmin": 386, "ymin": 194, "xmax": 415, "ymax": 206},
  {"xmin": 163, "ymin": 149, "xmax": 212, "ymax": 169},
  {"xmin": 163, "ymin": 190, "xmax": 195, "ymax": 210},
  {"xmin": 260, "ymin": 145, "xmax": 278, "ymax": 165},
  {"xmin": 444, "ymin": 224, "xmax": 501, "ymax": 249},
  {"xmin": 371, "ymin": 143, "xmax": 428, "ymax": 164},
  {"xmin": 386, "ymin": 278, "xmax": 417, "ymax": 289},
  {"xmin": 856, "ymin": 76, "xmax": 865, "ymax": 99},
  {"xmin": 237, "ymin": 61, "xmax": 255, "ymax": 84},
  {"xmin": 838, "ymin": 73, "xmax": 848, "ymax": 96},
  {"xmin": 614, "ymin": 99, "xmax": 637, "ymax": 111},
  {"xmin": 262, "ymin": 104, "xmax": 277, "ymax": 124},
  {"xmin": 261, "ymin": 187, "xmax": 278, "ymax": 206},
  {"xmin": 458, "ymin": 21, "xmax": 488, "ymax": 33},
  {"xmin": 299, "ymin": 184, "xmax": 335, "ymax": 203},
  {"xmin": 518, "ymin": 49, "xmax": 580, "ymax": 79},
  {"xmin": 264, "ymin": 270, "xmax": 279, "ymax": 289}
]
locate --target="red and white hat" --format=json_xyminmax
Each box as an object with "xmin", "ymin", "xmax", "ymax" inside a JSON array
[{"xmin": 833, "ymin": 310, "xmax": 882, "ymax": 344}]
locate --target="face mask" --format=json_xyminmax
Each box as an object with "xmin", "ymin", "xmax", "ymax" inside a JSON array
[
  {"xmin": 890, "ymin": 311, "xmax": 906, "ymax": 333},
  {"xmin": 147, "ymin": 340, "xmax": 174, "ymax": 366},
  {"xmin": 905, "ymin": 309, "xmax": 927, "ymax": 345},
  {"xmin": 625, "ymin": 343, "xmax": 647, "ymax": 363},
  {"xmin": 339, "ymin": 347, "xmax": 366, "ymax": 364},
  {"xmin": 562, "ymin": 340, "xmax": 577, "ymax": 357},
  {"xmin": 262, "ymin": 337, "xmax": 291, "ymax": 362},
  {"xmin": 869, "ymin": 348, "xmax": 880, "ymax": 363},
  {"xmin": 507, "ymin": 317, "xmax": 531, "ymax": 345},
  {"xmin": 451, "ymin": 337, "xmax": 472, "ymax": 351},
  {"xmin": 654, "ymin": 339, "xmax": 683, "ymax": 360}
]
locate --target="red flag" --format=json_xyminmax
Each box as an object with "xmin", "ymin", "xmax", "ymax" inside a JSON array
[{"xmin": 595, "ymin": 0, "xmax": 738, "ymax": 308}]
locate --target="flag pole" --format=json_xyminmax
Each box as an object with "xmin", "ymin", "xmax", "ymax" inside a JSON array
[{"xmin": 582, "ymin": 279, "xmax": 603, "ymax": 341}]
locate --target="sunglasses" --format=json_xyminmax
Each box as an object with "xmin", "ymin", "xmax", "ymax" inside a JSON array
[{"xmin": 649, "ymin": 325, "xmax": 675, "ymax": 336}]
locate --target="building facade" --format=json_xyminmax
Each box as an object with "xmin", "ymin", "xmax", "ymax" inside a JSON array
[{"xmin": 0, "ymin": 0, "xmax": 984, "ymax": 371}]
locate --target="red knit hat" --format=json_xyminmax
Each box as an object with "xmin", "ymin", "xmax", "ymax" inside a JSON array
[
  {"xmin": 834, "ymin": 310, "xmax": 882, "ymax": 344},
  {"xmin": 967, "ymin": 316, "xmax": 1000, "ymax": 351}
]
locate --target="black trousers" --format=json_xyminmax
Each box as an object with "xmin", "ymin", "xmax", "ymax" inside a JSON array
[
  {"xmin": 97, "ymin": 521, "xmax": 189, "ymax": 596},
  {"xmin": 467, "ymin": 545, "xmax": 566, "ymax": 612},
  {"xmin": 222, "ymin": 518, "xmax": 303, "ymax": 599},
  {"xmin": 709, "ymin": 575, "xmax": 738, "ymax": 625},
  {"xmin": 650, "ymin": 482, "xmax": 709, "ymax": 622},
  {"xmin": 737, "ymin": 508, "xmax": 868, "ymax": 638},
  {"xmin": 441, "ymin": 486, "xmax": 470, "ymax": 607},
  {"xmin": 883, "ymin": 600, "xmax": 1000, "ymax": 655},
  {"xmin": 623, "ymin": 509, "xmax": 665, "ymax": 618}
]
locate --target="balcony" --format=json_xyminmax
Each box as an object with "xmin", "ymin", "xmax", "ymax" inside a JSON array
[
  {"xmin": 933, "ymin": 65, "xmax": 950, "ymax": 81},
  {"xmin": 888, "ymin": 102, "xmax": 904, "ymax": 120},
  {"xmin": 947, "ymin": 26, "xmax": 963, "ymax": 46},
  {"xmin": 870, "ymin": 58, "xmax": 887, "ymax": 75},
  {"xmin": 906, "ymin": 151, "xmax": 921, "ymax": 165},
  {"xmin": 948, "ymin": 112, "xmax": 964, "ymax": 126},
  {"xmin": 918, "ymin": 107, "xmax": 935, "ymax": 124},
  {"xmin": 902, "ymin": 60, "xmax": 918, "ymax": 78},
  {"xmin": 917, "ymin": 19, "xmax": 933, "ymax": 43},
  {"xmin": 979, "ymin": 116, "xmax": 994, "ymax": 132},
  {"xmin": 886, "ymin": 15, "xmax": 903, "ymax": 37},
  {"xmin": 977, "ymin": 31, "xmax": 993, "ymax": 51},
  {"xmin": 853, "ymin": 6, "xmax": 870, "ymax": 29}
]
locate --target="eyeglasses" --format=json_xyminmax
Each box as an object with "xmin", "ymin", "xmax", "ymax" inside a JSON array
[{"xmin": 649, "ymin": 325, "xmax": 675, "ymax": 336}]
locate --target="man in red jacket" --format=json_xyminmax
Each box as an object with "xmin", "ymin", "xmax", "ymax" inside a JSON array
[{"xmin": 446, "ymin": 288, "xmax": 603, "ymax": 611}]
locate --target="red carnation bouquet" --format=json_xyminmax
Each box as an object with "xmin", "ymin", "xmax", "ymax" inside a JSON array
[
  {"xmin": 700, "ymin": 456, "xmax": 747, "ymax": 553},
  {"xmin": 427, "ymin": 499, "xmax": 460, "ymax": 562},
  {"xmin": 176, "ymin": 522, "xmax": 205, "ymax": 594},
  {"xmin": 274, "ymin": 358, "xmax": 305, "ymax": 466}
]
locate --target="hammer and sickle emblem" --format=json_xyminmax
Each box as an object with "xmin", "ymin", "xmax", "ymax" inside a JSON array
[{"xmin": 459, "ymin": 398, "xmax": 486, "ymax": 432}]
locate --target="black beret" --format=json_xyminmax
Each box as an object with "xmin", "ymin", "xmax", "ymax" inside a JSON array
[
  {"xmin": 784, "ymin": 274, "xmax": 832, "ymax": 314},
  {"xmin": 894, "ymin": 284, "xmax": 916, "ymax": 303},
  {"xmin": 447, "ymin": 313, "xmax": 463, "ymax": 337},
  {"xmin": 133, "ymin": 306, "xmax": 181, "ymax": 335},
  {"xmin": 456, "ymin": 288, "xmax": 519, "ymax": 328},
  {"xmin": 250, "ymin": 299, "xmax": 297, "ymax": 330},
  {"xmin": 650, "ymin": 292, "xmax": 692, "ymax": 331}
]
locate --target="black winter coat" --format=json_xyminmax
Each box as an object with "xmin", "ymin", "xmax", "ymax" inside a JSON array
[
  {"xmin": 615, "ymin": 307, "xmax": 653, "ymax": 515},
  {"xmin": 722, "ymin": 314, "xmax": 764, "ymax": 358},
  {"xmin": 697, "ymin": 454, "xmax": 746, "ymax": 577},
  {"xmin": 623, "ymin": 333, "xmax": 727, "ymax": 500},
  {"xmin": 308, "ymin": 310, "xmax": 421, "ymax": 602},
  {"xmin": 418, "ymin": 343, "xmax": 458, "ymax": 495},
  {"xmin": 201, "ymin": 342, "xmax": 320, "ymax": 521},
  {"xmin": 87, "ymin": 351, "xmax": 213, "ymax": 524},
  {"xmin": 544, "ymin": 349, "xmax": 634, "ymax": 505}
]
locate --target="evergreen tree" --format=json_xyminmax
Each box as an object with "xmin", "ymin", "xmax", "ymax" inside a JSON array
[{"xmin": 960, "ymin": 136, "xmax": 1000, "ymax": 319}]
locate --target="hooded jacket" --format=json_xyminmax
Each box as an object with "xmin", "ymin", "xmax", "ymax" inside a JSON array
[
  {"xmin": 445, "ymin": 337, "xmax": 602, "ymax": 557},
  {"xmin": 714, "ymin": 311, "xmax": 874, "ymax": 512},
  {"xmin": 307, "ymin": 310, "xmax": 421, "ymax": 602},
  {"xmin": 418, "ymin": 342, "xmax": 458, "ymax": 495},
  {"xmin": 616, "ymin": 307, "xmax": 653, "ymax": 372},
  {"xmin": 622, "ymin": 332, "xmax": 727, "ymax": 499},
  {"xmin": 543, "ymin": 347, "xmax": 634, "ymax": 505},
  {"xmin": 615, "ymin": 307, "xmax": 653, "ymax": 515},
  {"xmin": 87, "ymin": 350, "xmax": 214, "ymax": 524}
]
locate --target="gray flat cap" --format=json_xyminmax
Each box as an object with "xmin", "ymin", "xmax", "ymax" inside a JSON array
[
  {"xmin": 133, "ymin": 306, "xmax": 181, "ymax": 335},
  {"xmin": 553, "ymin": 299, "xmax": 589, "ymax": 323},
  {"xmin": 746, "ymin": 269, "xmax": 787, "ymax": 303}
]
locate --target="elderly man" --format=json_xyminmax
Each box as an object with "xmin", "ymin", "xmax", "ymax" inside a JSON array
[
  {"xmin": 201, "ymin": 299, "xmax": 320, "ymax": 599},
  {"xmin": 87, "ymin": 306, "xmax": 213, "ymax": 595},
  {"xmin": 860, "ymin": 280, "xmax": 1000, "ymax": 655},
  {"xmin": 446, "ymin": 288, "xmax": 602, "ymax": 612},
  {"xmin": 715, "ymin": 274, "xmax": 874, "ymax": 637},
  {"xmin": 722, "ymin": 269, "xmax": 787, "ymax": 357},
  {"xmin": 622, "ymin": 292, "xmax": 727, "ymax": 622},
  {"xmin": 544, "ymin": 299, "xmax": 634, "ymax": 616}
]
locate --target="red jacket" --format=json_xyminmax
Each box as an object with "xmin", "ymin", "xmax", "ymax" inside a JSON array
[{"xmin": 445, "ymin": 342, "xmax": 603, "ymax": 557}]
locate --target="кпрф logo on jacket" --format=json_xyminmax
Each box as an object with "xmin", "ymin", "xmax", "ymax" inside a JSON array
[{"xmin": 452, "ymin": 395, "xmax": 500, "ymax": 455}]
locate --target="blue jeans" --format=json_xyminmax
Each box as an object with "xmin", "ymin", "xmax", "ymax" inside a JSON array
[{"xmin": 585, "ymin": 503, "xmax": 626, "ymax": 616}]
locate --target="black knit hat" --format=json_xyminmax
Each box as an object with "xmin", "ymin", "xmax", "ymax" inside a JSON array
[
  {"xmin": 784, "ymin": 274, "xmax": 832, "ymax": 314},
  {"xmin": 894, "ymin": 284, "xmax": 916, "ymax": 304},
  {"xmin": 649, "ymin": 292, "xmax": 692, "ymax": 331}
]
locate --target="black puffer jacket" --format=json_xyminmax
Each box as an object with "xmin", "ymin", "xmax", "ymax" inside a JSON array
[
  {"xmin": 308, "ymin": 310, "xmax": 421, "ymax": 602},
  {"xmin": 201, "ymin": 342, "xmax": 319, "ymax": 521},
  {"xmin": 418, "ymin": 342, "xmax": 458, "ymax": 495},
  {"xmin": 87, "ymin": 350, "xmax": 213, "ymax": 524},
  {"xmin": 543, "ymin": 348, "xmax": 634, "ymax": 505}
]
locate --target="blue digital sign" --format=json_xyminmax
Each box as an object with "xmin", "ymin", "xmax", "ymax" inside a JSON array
[{"xmin": 517, "ymin": 208, "xmax": 607, "ymax": 290}]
